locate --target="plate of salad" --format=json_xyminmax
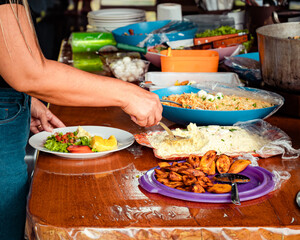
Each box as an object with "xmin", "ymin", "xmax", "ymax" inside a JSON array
[{"xmin": 29, "ymin": 126, "xmax": 135, "ymax": 159}]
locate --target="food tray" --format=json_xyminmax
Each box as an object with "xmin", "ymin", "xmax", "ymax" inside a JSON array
[
  {"xmin": 139, "ymin": 165, "xmax": 275, "ymax": 203},
  {"xmin": 143, "ymin": 72, "xmax": 243, "ymax": 92}
]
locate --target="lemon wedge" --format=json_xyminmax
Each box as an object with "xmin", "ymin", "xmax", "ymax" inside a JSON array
[{"xmin": 91, "ymin": 135, "xmax": 118, "ymax": 152}]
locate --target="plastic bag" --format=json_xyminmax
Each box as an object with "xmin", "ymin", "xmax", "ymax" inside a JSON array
[
  {"xmin": 224, "ymin": 56, "xmax": 262, "ymax": 83},
  {"xmin": 192, "ymin": 83, "xmax": 284, "ymax": 119},
  {"xmin": 236, "ymin": 152, "xmax": 291, "ymax": 191}
]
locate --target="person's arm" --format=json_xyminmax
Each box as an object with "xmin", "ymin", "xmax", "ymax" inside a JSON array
[{"xmin": 0, "ymin": 4, "xmax": 162, "ymax": 127}]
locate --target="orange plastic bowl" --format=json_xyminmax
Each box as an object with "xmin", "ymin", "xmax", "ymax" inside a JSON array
[{"xmin": 160, "ymin": 50, "xmax": 219, "ymax": 72}]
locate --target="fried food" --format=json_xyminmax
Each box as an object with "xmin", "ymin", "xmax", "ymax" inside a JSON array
[
  {"xmin": 228, "ymin": 159, "xmax": 251, "ymax": 174},
  {"xmin": 165, "ymin": 181, "xmax": 184, "ymax": 188},
  {"xmin": 169, "ymin": 171, "xmax": 183, "ymax": 181},
  {"xmin": 158, "ymin": 162, "xmax": 171, "ymax": 168},
  {"xmin": 182, "ymin": 175, "xmax": 197, "ymax": 186},
  {"xmin": 207, "ymin": 184, "xmax": 232, "ymax": 194},
  {"xmin": 187, "ymin": 154, "xmax": 201, "ymax": 168},
  {"xmin": 200, "ymin": 150, "xmax": 217, "ymax": 174},
  {"xmin": 208, "ymin": 160, "xmax": 216, "ymax": 175},
  {"xmin": 154, "ymin": 150, "xmax": 251, "ymax": 195},
  {"xmin": 192, "ymin": 183, "xmax": 206, "ymax": 193},
  {"xmin": 216, "ymin": 154, "xmax": 231, "ymax": 174}
]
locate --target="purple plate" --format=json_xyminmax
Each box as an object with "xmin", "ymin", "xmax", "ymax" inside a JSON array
[{"xmin": 139, "ymin": 165, "xmax": 275, "ymax": 203}]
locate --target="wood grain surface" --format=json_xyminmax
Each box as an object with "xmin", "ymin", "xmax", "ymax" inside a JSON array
[{"xmin": 26, "ymin": 105, "xmax": 300, "ymax": 239}]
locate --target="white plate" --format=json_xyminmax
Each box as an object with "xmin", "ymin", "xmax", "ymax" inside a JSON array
[
  {"xmin": 29, "ymin": 126, "xmax": 135, "ymax": 159},
  {"xmin": 87, "ymin": 9, "xmax": 145, "ymax": 20}
]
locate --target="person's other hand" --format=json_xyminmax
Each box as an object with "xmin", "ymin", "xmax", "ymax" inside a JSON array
[
  {"xmin": 121, "ymin": 86, "xmax": 162, "ymax": 127},
  {"xmin": 30, "ymin": 97, "xmax": 66, "ymax": 133}
]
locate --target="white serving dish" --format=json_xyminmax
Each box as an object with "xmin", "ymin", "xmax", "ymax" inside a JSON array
[{"xmin": 144, "ymin": 72, "xmax": 243, "ymax": 91}]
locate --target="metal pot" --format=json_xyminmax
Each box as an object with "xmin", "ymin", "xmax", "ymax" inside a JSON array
[{"xmin": 257, "ymin": 22, "xmax": 300, "ymax": 93}]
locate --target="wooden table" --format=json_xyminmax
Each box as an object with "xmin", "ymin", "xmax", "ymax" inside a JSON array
[{"xmin": 25, "ymin": 104, "xmax": 300, "ymax": 240}]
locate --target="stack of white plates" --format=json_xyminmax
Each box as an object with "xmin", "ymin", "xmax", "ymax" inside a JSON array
[{"xmin": 87, "ymin": 8, "xmax": 146, "ymax": 32}]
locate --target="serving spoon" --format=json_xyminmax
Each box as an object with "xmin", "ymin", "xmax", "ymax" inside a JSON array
[
  {"xmin": 214, "ymin": 173, "xmax": 250, "ymax": 205},
  {"xmin": 296, "ymin": 191, "xmax": 300, "ymax": 208},
  {"xmin": 158, "ymin": 122, "xmax": 189, "ymax": 141},
  {"xmin": 160, "ymin": 99, "xmax": 202, "ymax": 110}
]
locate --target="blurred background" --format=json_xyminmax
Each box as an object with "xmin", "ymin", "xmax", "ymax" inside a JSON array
[
  {"xmin": 30, "ymin": 0, "xmax": 300, "ymax": 60},
  {"xmin": 30, "ymin": 0, "xmax": 197, "ymax": 60}
]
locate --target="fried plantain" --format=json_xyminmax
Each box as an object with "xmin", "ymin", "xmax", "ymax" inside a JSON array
[
  {"xmin": 200, "ymin": 150, "xmax": 217, "ymax": 174},
  {"xmin": 207, "ymin": 184, "xmax": 232, "ymax": 194},
  {"xmin": 228, "ymin": 159, "xmax": 251, "ymax": 174},
  {"xmin": 187, "ymin": 154, "xmax": 201, "ymax": 169},
  {"xmin": 216, "ymin": 154, "xmax": 231, "ymax": 174},
  {"xmin": 208, "ymin": 160, "xmax": 216, "ymax": 175}
]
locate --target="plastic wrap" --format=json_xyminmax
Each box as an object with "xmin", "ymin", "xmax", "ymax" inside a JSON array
[
  {"xmin": 25, "ymin": 219, "xmax": 300, "ymax": 240},
  {"xmin": 141, "ymin": 72, "xmax": 243, "ymax": 91},
  {"xmin": 134, "ymin": 119, "xmax": 298, "ymax": 160},
  {"xmin": 236, "ymin": 153, "xmax": 291, "ymax": 191},
  {"xmin": 235, "ymin": 119, "xmax": 300, "ymax": 159},
  {"xmin": 106, "ymin": 56, "xmax": 150, "ymax": 82},
  {"xmin": 112, "ymin": 20, "xmax": 198, "ymax": 48},
  {"xmin": 136, "ymin": 21, "xmax": 198, "ymax": 48},
  {"xmin": 192, "ymin": 83, "xmax": 284, "ymax": 119}
]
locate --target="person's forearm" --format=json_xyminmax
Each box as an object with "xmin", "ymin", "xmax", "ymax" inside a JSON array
[{"xmin": 20, "ymin": 59, "xmax": 135, "ymax": 108}]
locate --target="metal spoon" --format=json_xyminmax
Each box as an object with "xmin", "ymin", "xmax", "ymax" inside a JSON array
[
  {"xmin": 296, "ymin": 191, "xmax": 300, "ymax": 208},
  {"xmin": 160, "ymin": 99, "xmax": 202, "ymax": 110},
  {"xmin": 158, "ymin": 122, "xmax": 189, "ymax": 141},
  {"xmin": 214, "ymin": 173, "xmax": 250, "ymax": 205}
]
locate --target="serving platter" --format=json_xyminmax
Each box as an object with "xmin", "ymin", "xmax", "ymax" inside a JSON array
[
  {"xmin": 139, "ymin": 165, "xmax": 275, "ymax": 203},
  {"xmin": 29, "ymin": 126, "xmax": 135, "ymax": 159}
]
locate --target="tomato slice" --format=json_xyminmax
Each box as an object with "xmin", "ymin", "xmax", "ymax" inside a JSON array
[{"xmin": 67, "ymin": 145, "xmax": 93, "ymax": 153}]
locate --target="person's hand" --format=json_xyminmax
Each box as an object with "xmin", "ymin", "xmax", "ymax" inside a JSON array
[
  {"xmin": 30, "ymin": 97, "xmax": 66, "ymax": 133},
  {"xmin": 121, "ymin": 86, "xmax": 163, "ymax": 127}
]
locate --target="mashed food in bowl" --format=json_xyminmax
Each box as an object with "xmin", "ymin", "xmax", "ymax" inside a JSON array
[{"xmin": 147, "ymin": 123, "xmax": 270, "ymax": 158}]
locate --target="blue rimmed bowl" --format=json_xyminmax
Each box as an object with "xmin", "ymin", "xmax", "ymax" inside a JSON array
[
  {"xmin": 153, "ymin": 85, "xmax": 284, "ymax": 126},
  {"xmin": 112, "ymin": 20, "xmax": 198, "ymax": 47}
]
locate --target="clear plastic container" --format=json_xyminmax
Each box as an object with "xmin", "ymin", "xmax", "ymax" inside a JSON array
[{"xmin": 183, "ymin": 14, "xmax": 235, "ymax": 33}]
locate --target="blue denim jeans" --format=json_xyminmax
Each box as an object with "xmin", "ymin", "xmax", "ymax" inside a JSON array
[{"xmin": 0, "ymin": 89, "xmax": 31, "ymax": 240}]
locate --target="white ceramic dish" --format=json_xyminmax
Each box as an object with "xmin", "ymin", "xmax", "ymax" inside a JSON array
[
  {"xmin": 29, "ymin": 126, "xmax": 135, "ymax": 159},
  {"xmin": 87, "ymin": 8, "xmax": 145, "ymax": 20},
  {"xmin": 87, "ymin": 8, "xmax": 146, "ymax": 32}
]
